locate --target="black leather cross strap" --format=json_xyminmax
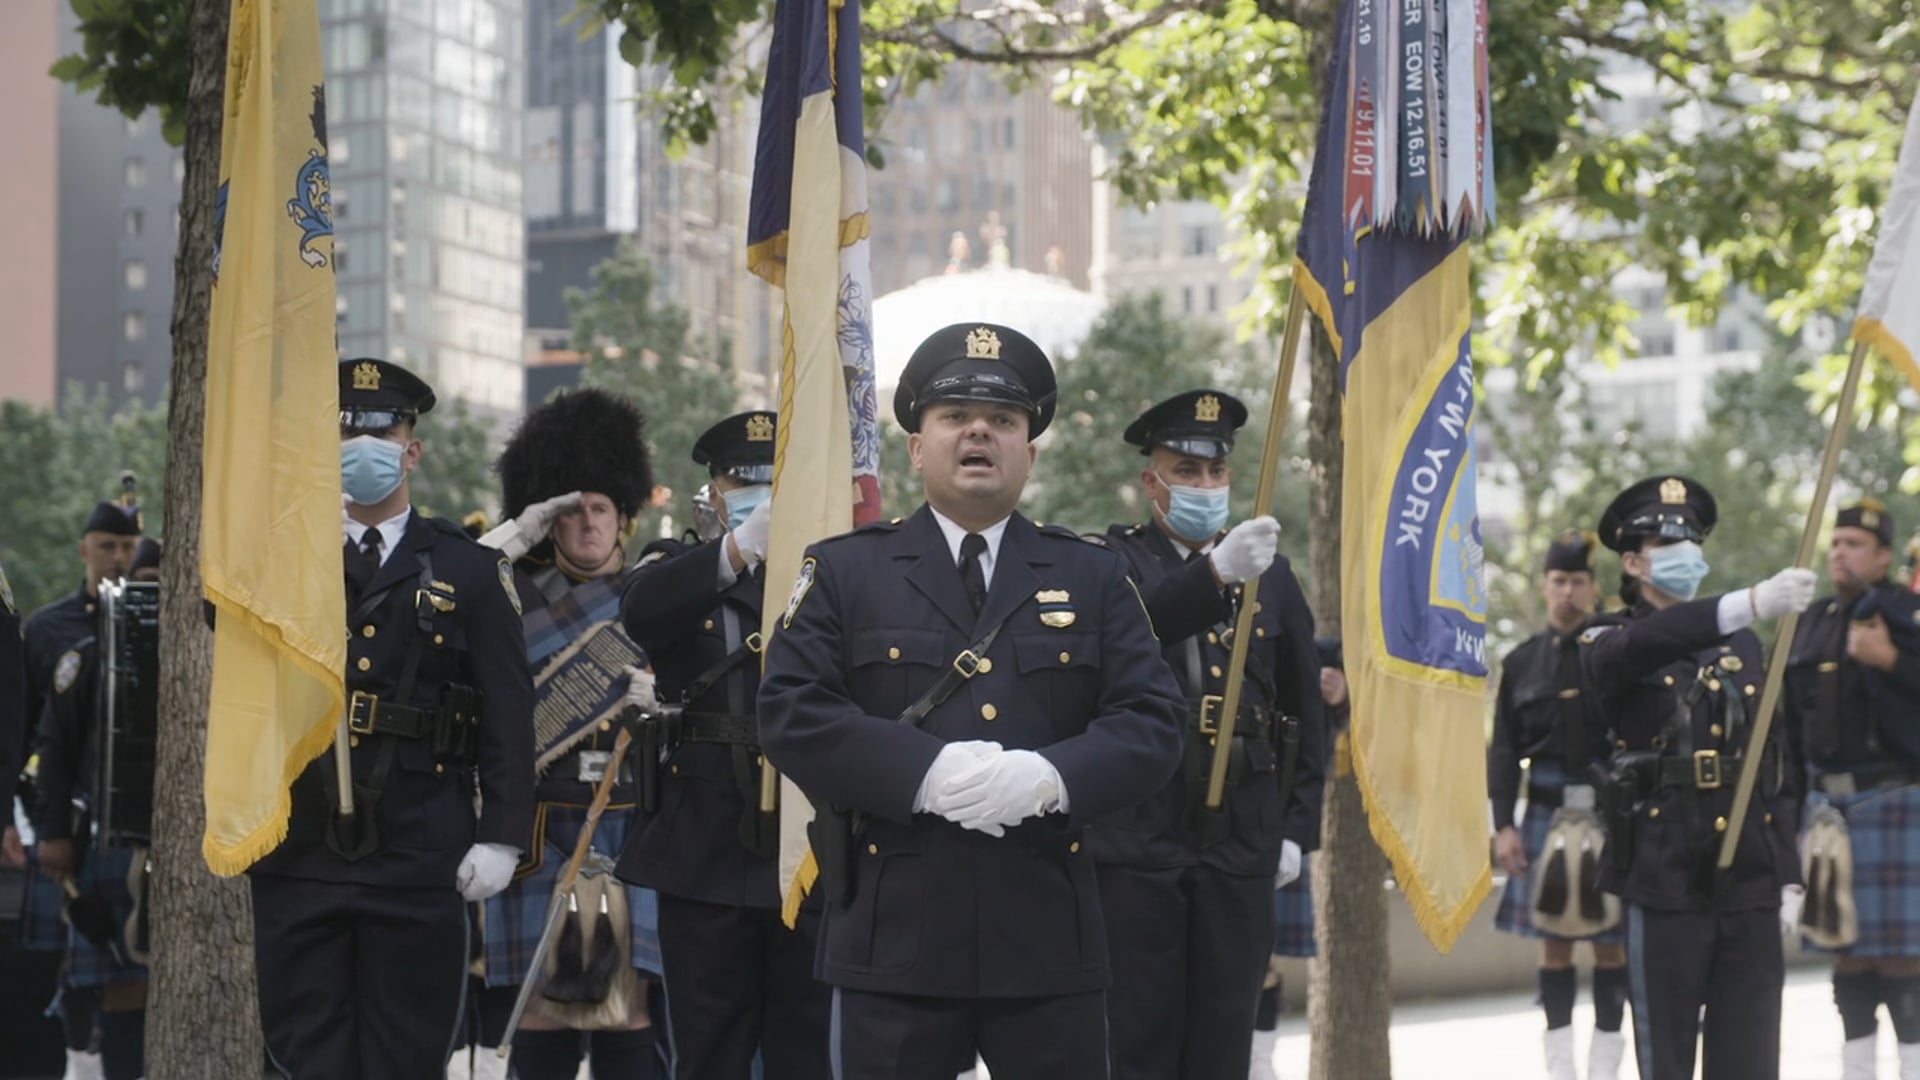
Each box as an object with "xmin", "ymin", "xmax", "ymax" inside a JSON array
[
  {"xmin": 898, "ymin": 610, "xmax": 1021, "ymax": 728},
  {"xmin": 682, "ymin": 711, "xmax": 758, "ymax": 745}
]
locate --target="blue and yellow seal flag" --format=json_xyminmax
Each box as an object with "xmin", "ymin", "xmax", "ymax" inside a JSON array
[
  {"xmin": 745, "ymin": 0, "xmax": 883, "ymax": 926},
  {"xmin": 200, "ymin": 0, "xmax": 346, "ymax": 876},
  {"xmin": 1295, "ymin": 0, "xmax": 1493, "ymax": 951}
]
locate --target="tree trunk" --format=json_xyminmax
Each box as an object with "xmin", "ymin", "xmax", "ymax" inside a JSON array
[
  {"xmin": 147, "ymin": 2, "xmax": 257, "ymax": 1076},
  {"xmin": 1304, "ymin": 322, "xmax": 1394, "ymax": 1079}
]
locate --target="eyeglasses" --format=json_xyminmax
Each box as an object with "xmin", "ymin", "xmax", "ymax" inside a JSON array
[{"xmin": 712, "ymin": 464, "xmax": 775, "ymax": 484}]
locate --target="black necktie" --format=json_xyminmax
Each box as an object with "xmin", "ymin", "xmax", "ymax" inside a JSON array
[
  {"xmin": 345, "ymin": 530, "xmax": 382, "ymax": 601},
  {"xmin": 959, "ymin": 533, "xmax": 988, "ymax": 614}
]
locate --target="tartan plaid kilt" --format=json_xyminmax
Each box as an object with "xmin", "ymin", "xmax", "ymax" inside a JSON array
[
  {"xmin": 1805, "ymin": 784, "xmax": 1920, "ymax": 957},
  {"xmin": 482, "ymin": 801, "xmax": 662, "ymax": 988},
  {"xmin": 1272, "ymin": 858, "xmax": 1317, "ymax": 957},
  {"xmin": 1493, "ymin": 803, "xmax": 1627, "ymax": 944},
  {"xmin": 18, "ymin": 845, "xmax": 147, "ymax": 989}
]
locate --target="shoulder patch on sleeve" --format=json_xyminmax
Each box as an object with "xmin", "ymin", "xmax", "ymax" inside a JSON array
[
  {"xmin": 498, "ymin": 559, "xmax": 522, "ymax": 616},
  {"xmin": 54, "ymin": 649, "xmax": 82, "ymax": 693},
  {"xmin": 782, "ymin": 557, "xmax": 818, "ymax": 629},
  {"xmin": 1578, "ymin": 625, "xmax": 1616, "ymax": 645}
]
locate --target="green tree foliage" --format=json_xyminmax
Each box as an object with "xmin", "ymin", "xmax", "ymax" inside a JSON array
[
  {"xmin": 568, "ymin": 238, "xmax": 741, "ymax": 542},
  {"xmin": 590, "ymin": 0, "xmax": 1913, "ymax": 379},
  {"xmin": 407, "ymin": 399, "xmax": 502, "ymax": 526},
  {"xmin": 0, "ymin": 387, "xmax": 169, "ymax": 615},
  {"xmin": 51, "ymin": 0, "xmax": 195, "ymax": 145}
]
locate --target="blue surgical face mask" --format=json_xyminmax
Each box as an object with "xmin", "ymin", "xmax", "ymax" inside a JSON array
[
  {"xmin": 723, "ymin": 483, "xmax": 771, "ymax": 533},
  {"xmin": 1156, "ymin": 473, "xmax": 1231, "ymax": 542},
  {"xmin": 1645, "ymin": 540, "xmax": 1710, "ymax": 602},
  {"xmin": 341, "ymin": 435, "xmax": 406, "ymax": 506}
]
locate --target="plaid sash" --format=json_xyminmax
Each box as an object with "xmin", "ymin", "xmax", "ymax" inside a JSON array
[{"xmin": 522, "ymin": 573, "xmax": 650, "ymax": 767}]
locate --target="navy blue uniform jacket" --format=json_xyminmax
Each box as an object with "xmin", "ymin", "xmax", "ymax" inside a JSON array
[
  {"xmin": 251, "ymin": 512, "xmax": 536, "ymax": 889},
  {"xmin": 1580, "ymin": 598, "xmax": 1799, "ymax": 911},
  {"xmin": 758, "ymin": 506, "xmax": 1186, "ymax": 998},
  {"xmin": 618, "ymin": 537, "xmax": 777, "ymax": 908},
  {"xmin": 1086, "ymin": 523, "xmax": 1327, "ymax": 875}
]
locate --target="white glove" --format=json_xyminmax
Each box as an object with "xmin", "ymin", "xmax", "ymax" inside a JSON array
[
  {"xmin": 1719, "ymin": 567, "xmax": 1818, "ymax": 634},
  {"xmin": 1210, "ymin": 516, "xmax": 1281, "ymax": 585},
  {"xmin": 913, "ymin": 741, "xmax": 1001, "ymax": 815},
  {"xmin": 623, "ymin": 666, "xmax": 659, "ymax": 714},
  {"xmin": 930, "ymin": 749, "xmax": 1064, "ymax": 837},
  {"xmin": 1275, "ymin": 839, "xmax": 1303, "ymax": 889},
  {"xmin": 1779, "ymin": 884, "xmax": 1805, "ymax": 936},
  {"xmin": 728, "ymin": 498, "xmax": 772, "ymax": 568},
  {"xmin": 477, "ymin": 490, "xmax": 583, "ymax": 561},
  {"xmin": 456, "ymin": 842, "xmax": 519, "ymax": 901}
]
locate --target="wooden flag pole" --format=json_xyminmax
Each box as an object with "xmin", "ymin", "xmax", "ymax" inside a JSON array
[
  {"xmin": 1207, "ymin": 285, "xmax": 1310, "ymax": 810},
  {"xmin": 1718, "ymin": 338, "xmax": 1870, "ymax": 868}
]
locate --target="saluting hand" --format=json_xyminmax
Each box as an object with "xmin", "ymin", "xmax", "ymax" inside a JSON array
[{"xmin": 727, "ymin": 499, "xmax": 773, "ymax": 572}]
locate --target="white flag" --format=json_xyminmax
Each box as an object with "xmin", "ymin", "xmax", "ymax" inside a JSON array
[{"xmin": 1857, "ymin": 101, "xmax": 1920, "ymax": 389}]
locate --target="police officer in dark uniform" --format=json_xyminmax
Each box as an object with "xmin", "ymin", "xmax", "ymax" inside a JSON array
[
  {"xmin": 1783, "ymin": 498, "xmax": 1920, "ymax": 1078},
  {"xmin": 1086, "ymin": 389, "xmax": 1327, "ymax": 1080},
  {"xmin": 2, "ymin": 558, "xmax": 24, "ymax": 858},
  {"xmin": 1578, "ymin": 475, "xmax": 1814, "ymax": 1080},
  {"xmin": 617, "ymin": 410, "xmax": 832, "ymax": 1080},
  {"xmin": 18, "ymin": 495, "xmax": 141, "ymax": 1077},
  {"xmin": 30, "ymin": 541, "xmax": 162, "ymax": 1080},
  {"xmin": 248, "ymin": 358, "xmax": 535, "ymax": 1080},
  {"xmin": 758, "ymin": 322, "xmax": 1186, "ymax": 1079},
  {"xmin": 1488, "ymin": 530, "xmax": 1628, "ymax": 1080}
]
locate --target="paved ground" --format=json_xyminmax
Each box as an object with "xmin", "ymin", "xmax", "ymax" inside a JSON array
[{"xmin": 1258, "ymin": 965, "xmax": 1866, "ymax": 1079}]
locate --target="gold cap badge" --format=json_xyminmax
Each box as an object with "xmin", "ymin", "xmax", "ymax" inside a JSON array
[
  {"xmin": 1195, "ymin": 394, "xmax": 1221, "ymax": 423},
  {"xmin": 1036, "ymin": 589, "xmax": 1071, "ymax": 604},
  {"xmin": 353, "ymin": 361, "xmax": 382, "ymax": 391},
  {"xmin": 1659, "ymin": 478, "xmax": 1687, "ymax": 505},
  {"xmin": 1863, "ymin": 509, "xmax": 1882, "ymax": 530},
  {"xmin": 965, "ymin": 326, "xmax": 1002, "ymax": 360},
  {"xmin": 745, "ymin": 414, "xmax": 774, "ymax": 442}
]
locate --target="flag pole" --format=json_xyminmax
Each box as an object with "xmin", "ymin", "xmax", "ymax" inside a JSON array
[
  {"xmin": 1718, "ymin": 338, "xmax": 1869, "ymax": 868},
  {"xmin": 333, "ymin": 715, "xmax": 355, "ymax": 816},
  {"xmin": 1206, "ymin": 284, "xmax": 1309, "ymax": 810}
]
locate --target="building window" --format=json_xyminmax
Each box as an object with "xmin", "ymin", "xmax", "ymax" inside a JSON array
[
  {"xmin": 1002, "ymin": 117, "xmax": 1016, "ymax": 149},
  {"xmin": 124, "ymin": 158, "xmax": 147, "ymax": 188},
  {"xmin": 123, "ymin": 363, "xmax": 144, "ymax": 395},
  {"xmin": 123, "ymin": 311, "xmax": 146, "ymax": 342},
  {"xmin": 125, "ymin": 260, "xmax": 147, "ymax": 291},
  {"xmin": 124, "ymin": 209, "xmax": 144, "ymax": 237},
  {"xmin": 125, "ymin": 113, "xmax": 146, "ymax": 137},
  {"xmin": 1717, "ymin": 328, "xmax": 1744, "ymax": 352},
  {"xmin": 1182, "ymin": 286, "xmax": 1194, "ymax": 314},
  {"xmin": 1641, "ymin": 333, "xmax": 1674, "ymax": 357},
  {"xmin": 1207, "ymin": 284, "xmax": 1219, "ymax": 313}
]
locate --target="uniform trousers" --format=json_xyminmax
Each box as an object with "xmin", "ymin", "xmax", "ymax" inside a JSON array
[
  {"xmin": 829, "ymin": 987, "xmax": 1108, "ymax": 1080},
  {"xmin": 1627, "ymin": 904, "xmax": 1782, "ymax": 1080},
  {"xmin": 656, "ymin": 893, "xmax": 831, "ymax": 1080},
  {"xmin": 1095, "ymin": 862, "xmax": 1274, "ymax": 1079},
  {"xmin": 251, "ymin": 876, "xmax": 468, "ymax": 1080}
]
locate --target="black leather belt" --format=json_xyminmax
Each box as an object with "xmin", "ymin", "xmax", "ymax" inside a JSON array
[
  {"xmin": 1653, "ymin": 750, "xmax": 1731, "ymax": 791},
  {"xmin": 1192, "ymin": 695, "xmax": 1271, "ymax": 740},
  {"xmin": 1816, "ymin": 764, "xmax": 1920, "ymax": 796},
  {"xmin": 548, "ymin": 747, "xmax": 635, "ymax": 785},
  {"xmin": 682, "ymin": 711, "xmax": 759, "ymax": 747},
  {"xmin": 348, "ymin": 690, "xmax": 433, "ymax": 739}
]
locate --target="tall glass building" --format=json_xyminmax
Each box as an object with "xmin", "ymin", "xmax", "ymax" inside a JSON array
[{"xmin": 322, "ymin": 0, "xmax": 527, "ymax": 413}]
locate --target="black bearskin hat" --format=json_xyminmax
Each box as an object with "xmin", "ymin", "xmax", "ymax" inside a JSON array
[{"xmin": 496, "ymin": 388, "xmax": 653, "ymax": 521}]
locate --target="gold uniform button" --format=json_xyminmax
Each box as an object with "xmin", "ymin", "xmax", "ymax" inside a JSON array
[
  {"xmin": 1710, "ymin": 724, "xmax": 1724, "ymax": 738},
  {"xmin": 356, "ymin": 657, "xmax": 371, "ymax": 672},
  {"xmin": 1649, "ymin": 807, "xmax": 1661, "ymax": 818},
  {"xmin": 1208, "ymin": 633, "xmax": 1219, "ymax": 645},
  {"xmin": 1211, "ymin": 665, "xmax": 1223, "ymax": 678},
  {"xmin": 600, "ymin": 720, "xmax": 612, "ymax": 732},
  {"xmin": 435, "ymin": 763, "xmax": 445, "ymax": 774},
  {"xmin": 704, "ymin": 619, "xmax": 715, "ymax": 630},
  {"xmin": 1708, "ymin": 679, "xmax": 1723, "ymax": 692},
  {"xmin": 888, "ymin": 647, "xmax": 901, "ymax": 660},
  {"xmin": 977, "ymin": 658, "xmax": 993, "ymax": 674},
  {"xmin": 671, "ymin": 765, "xmax": 679, "ymax": 775},
  {"xmin": 1714, "ymin": 816, "xmax": 1728, "ymax": 832},
  {"xmin": 867, "ymin": 844, "xmax": 879, "ymax": 855},
  {"xmin": 361, "ymin": 625, "xmax": 376, "ymax": 638},
  {"xmin": 981, "ymin": 703, "xmax": 998, "ymax": 721},
  {"xmin": 1765, "ymin": 813, "xmax": 1774, "ymax": 824},
  {"xmin": 1256, "ymin": 627, "xmax": 1267, "ymax": 638},
  {"xmin": 434, "ymin": 634, "xmax": 445, "ymax": 645},
  {"xmin": 1745, "ymin": 685, "xmax": 1757, "ymax": 697},
  {"xmin": 1059, "ymin": 652, "xmax": 1072, "ymax": 664},
  {"xmin": 350, "ymin": 735, "xmax": 362, "ymax": 748},
  {"xmin": 1616, "ymin": 740, "xmax": 1628, "ymax": 751},
  {"xmin": 1070, "ymin": 841, "xmax": 1081, "ymax": 853},
  {"xmin": 1663, "ymin": 675, "xmax": 1675, "ymax": 686}
]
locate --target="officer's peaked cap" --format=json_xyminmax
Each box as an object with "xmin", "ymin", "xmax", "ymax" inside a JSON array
[{"xmin": 893, "ymin": 322, "xmax": 1056, "ymax": 438}]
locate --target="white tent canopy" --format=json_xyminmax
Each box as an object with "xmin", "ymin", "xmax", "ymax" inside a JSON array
[{"xmin": 871, "ymin": 266, "xmax": 1109, "ymax": 392}]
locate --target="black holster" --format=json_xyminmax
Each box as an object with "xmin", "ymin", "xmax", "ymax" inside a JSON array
[
  {"xmin": 625, "ymin": 703, "xmax": 680, "ymax": 815},
  {"xmin": 1600, "ymin": 752, "xmax": 1659, "ymax": 875},
  {"xmin": 808, "ymin": 804, "xmax": 857, "ymax": 905}
]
